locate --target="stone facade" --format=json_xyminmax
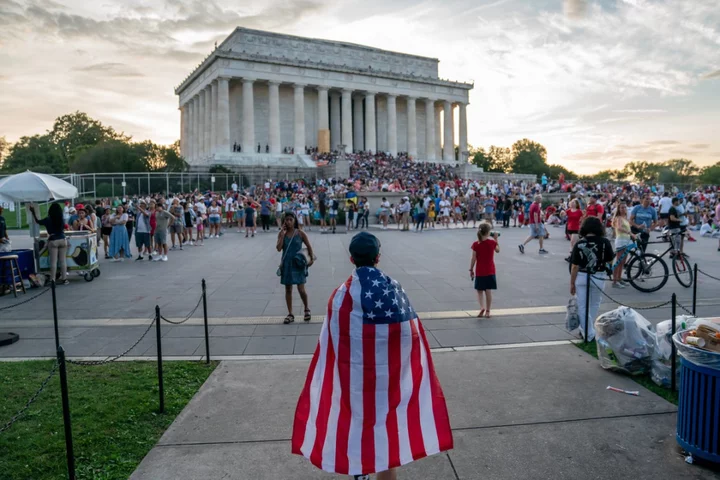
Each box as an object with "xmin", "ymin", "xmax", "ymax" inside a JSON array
[{"xmin": 175, "ymin": 27, "xmax": 473, "ymax": 170}]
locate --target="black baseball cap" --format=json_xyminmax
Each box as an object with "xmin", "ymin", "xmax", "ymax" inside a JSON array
[{"xmin": 349, "ymin": 232, "xmax": 381, "ymax": 260}]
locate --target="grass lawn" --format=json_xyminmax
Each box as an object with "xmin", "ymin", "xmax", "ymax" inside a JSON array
[
  {"xmin": 575, "ymin": 340, "xmax": 679, "ymax": 405},
  {"xmin": 0, "ymin": 360, "xmax": 217, "ymax": 480},
  {"xmin": 3, "ymin": 203, "xmax": 50, "ymax": 229}
]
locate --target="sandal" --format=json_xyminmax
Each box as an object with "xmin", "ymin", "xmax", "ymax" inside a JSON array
[
  {"xmin": 283, "ymin": 314, "xmax": 295, "ymax": 324},
  {"xmin": 485, "ymin": 310, "xmax": 491, "ymax": 318},
  {"xmin": 477, "ymin": 309, "xmax": 485, "ymax": 318},
  {"xmin": 303, "ymin": 310, "xmax": 312, "ymax": 322}
]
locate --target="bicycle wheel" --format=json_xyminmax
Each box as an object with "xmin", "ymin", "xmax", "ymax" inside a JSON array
[
  {"xmin": 626, "ymin": 252, "xmax": 668, "ymax": 293},
  {"xmin": 672, "ymin": 253, "xmax": 693, "ymax": 288}
]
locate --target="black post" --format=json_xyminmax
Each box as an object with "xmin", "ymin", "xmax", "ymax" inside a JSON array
[
  {"xmin": 202, "ymin": 279, "xmax": 210, "ymax": 365},
  {"xmin": 671, "ymin": 293, "xmax": 677, "ymax": 393},
  {"xmin": 51, "ymin": 280, "xmax": 60, "ymax": 350},
  {"xmin": 155, "ymin": 305, "xmax": 165, "ymax": 414},
  {"xmin": 692, "ymin": 264, "xmax": 698, "ymax": 316},
  {"xmin": 57, "ymin": 346, "xmax": 76, "ymax": 480},
  {"xmin": 584, "ymin": 270, "xmax": 591, "ymax": 344}
]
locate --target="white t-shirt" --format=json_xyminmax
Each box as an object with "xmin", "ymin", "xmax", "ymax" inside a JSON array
[
  {"xmin": 231, "ymin": 183, "xmax": 238, "ymax": 192},
  {"xmin": 225, "ymin": 197, "xmax": 234, "ymax": 212},
  {"xmin": 209, "ymin": 206, "xmax": 221, "ymax": 218},
  {"xmin": 439, "ymin": 200, "xmax": 450, "ymax": 214},
  {"xmin": 195, "ymin": 202, "xmax": 207, "ymax": 215},
  {"xmin": 658, "ymin": 197, "xmax": 672, "ymax": 214}
]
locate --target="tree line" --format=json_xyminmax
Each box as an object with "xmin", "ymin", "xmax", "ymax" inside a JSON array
[
  {"xmin": 470, "ymin": 140, "xmax": 720, "ymax": 185},
  {"xmin": 0, "ymin": 112, "xmax": 187, "ymax": 174}
]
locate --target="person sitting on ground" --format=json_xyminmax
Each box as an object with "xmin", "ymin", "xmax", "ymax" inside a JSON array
[{"xmin": 291, "ymin": 231, "xmax": 453, "ymax": 480}]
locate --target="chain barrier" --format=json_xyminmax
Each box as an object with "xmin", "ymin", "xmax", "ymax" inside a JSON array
[
  {"xmin": 0, "ymin": 361, "xmax": 59, "ymax": 434},
  {"xmin": 0, "ymin": 287, "xmax": 50, "ymax": 312},
  {"xmin": 675, "ymin": 301, "xmax": 695, "ymax": 317},
  {"xmin": 160, "ymin": 295, "xmax": 203, "ymax": 325},
  {"xmin": 697, "ymin": 268, "xmax": 720, "ymax": 283},
  {"xmin": 67, "ymin": 319, "xmax": 156, "ymax": 367},
  {"xmin": 593, "ymin": 281, "xmax": 673, "ymax": 310}
]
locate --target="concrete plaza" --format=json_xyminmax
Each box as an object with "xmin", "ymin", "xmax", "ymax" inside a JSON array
[
  {"xmin": 129, "ymin": 345, "xmax": 718, "ymax": 479},
  {"xmin": 1, "ymin": 224, "xmax": 719, "ymax": 359}
]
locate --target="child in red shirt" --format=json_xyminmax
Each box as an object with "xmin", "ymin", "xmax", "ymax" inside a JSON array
[{"xmin": 469, "ymin": 222, "xmax": 501, "ymax": 318}]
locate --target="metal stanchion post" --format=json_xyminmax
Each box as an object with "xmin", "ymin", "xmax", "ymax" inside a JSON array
[
  {"xmin": 202, "ymin": 279, "xmax": 210, "ymax": 365},
  {"xmin": 692, "ymin": 264, "xmax": 698, "ymax": 316},
  {"xmin": 57, "ymin": 346, "xmax": 76, "ymax": 480},
  {"xmin": 584, "ymin": 270, "xmax": 591, "ymax": 344},
  {"xmin": 671, "ymin": 293, "xmax": 677, "ymax": 393},
  {"xmin": 51, "ymin": 280, "xmax": 60, "ymax": 350},
  {"xmin": 155, "ymin": 305, "xmax": 165, "ymax": 413}
]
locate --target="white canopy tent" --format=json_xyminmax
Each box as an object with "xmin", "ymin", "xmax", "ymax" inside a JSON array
[{"xmin": 0, "ymin": 171, "xmax": 78, "ymax": 202}]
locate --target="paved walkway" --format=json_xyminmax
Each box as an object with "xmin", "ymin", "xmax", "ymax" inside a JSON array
[{"xmin": 129, "ymin": 344, "xmax": 716, "ymax": 479}]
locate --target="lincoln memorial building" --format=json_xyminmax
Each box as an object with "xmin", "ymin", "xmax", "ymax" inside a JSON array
[{"xmin": 175, "ymin": 27, "xmax": 473, "ymax": 171}]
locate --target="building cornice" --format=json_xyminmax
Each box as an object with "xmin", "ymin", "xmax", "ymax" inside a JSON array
[{"xmin": 175, "ymin": 50, "xmax": 474, "ymax": 95}]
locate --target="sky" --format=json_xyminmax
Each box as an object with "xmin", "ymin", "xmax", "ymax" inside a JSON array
[{"xmin": 0, "ymin": 0, "xmax": 719, "ymax": 174}]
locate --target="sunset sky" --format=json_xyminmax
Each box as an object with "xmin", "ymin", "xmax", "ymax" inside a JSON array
[{"xmin": 1, "ymin": 0, "xmax": 718, "ymax": 174}]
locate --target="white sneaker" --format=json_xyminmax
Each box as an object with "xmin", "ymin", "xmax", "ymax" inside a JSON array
[
  {"xmin": 189, "ymin": 240, "xmax": 194, "ymax": 245},
  {"xmin": 162, "ymin": 255, "xmax": 168, "ymax": 262},
  {"xmin": 153, "ymin": 255, "xmax": 161, "ymax": 262},
  {"xmin": 151, "ymin": 251, "xmax": 158, "ymax": 256}
]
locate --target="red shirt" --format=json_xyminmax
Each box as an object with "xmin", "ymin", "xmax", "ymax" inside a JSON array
[
  {"xmin": 529, "ymin": 202, "xmax": 542, "ymax": 224},
  {"xmin": 471, "ymin": 239, "xmax": 497, "ymax": 277},
  {"xmin": 566, "ymin": 209, "xmax": 582, "ymax": 231},
  {"xmin": 544, "ymin": 205, "xmax": 556, "ymax": 220},
  {"xmin": 586, "ymin": 203, "xmax": 604, "ymax": 218}
]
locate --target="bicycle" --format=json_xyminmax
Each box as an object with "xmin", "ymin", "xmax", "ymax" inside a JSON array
[
  {"xmin": 567, "ymin": 240, "xmax": 650, "ymax": 292},
  {"xmin": 624, "ymin": 231, "xmax": 692, "ymax": 293}
]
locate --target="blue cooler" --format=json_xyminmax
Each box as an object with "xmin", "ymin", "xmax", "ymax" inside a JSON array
[
  {"xmin": 676, "ymin": 357, "xmax": 720, "ymax": 463},
  {"xmin": 0, "ymin": 249, "xmax": 36, "ymax": 283}
]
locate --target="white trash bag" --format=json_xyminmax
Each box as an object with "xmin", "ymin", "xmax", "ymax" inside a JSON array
[
  {"xmin": 650, "ymin": 317, "xmax": 695, "ymax": 387},
  {"xmin": 565, "ymin": 295, "xmax": 579, "ymax": 332},
  {"xmin": 595, "ymin": 307, "xmax": 656, "ymax": 375}
]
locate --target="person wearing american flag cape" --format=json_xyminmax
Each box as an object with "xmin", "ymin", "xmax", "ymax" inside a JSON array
[{"xmin": 292, "ymin": 232, "xmax": 453, "ymax": 480}]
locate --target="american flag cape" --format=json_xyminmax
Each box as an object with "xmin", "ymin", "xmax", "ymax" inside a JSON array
[{"xmin": 291, "ymin": 267, "xmax": 453, "ymax": 475}]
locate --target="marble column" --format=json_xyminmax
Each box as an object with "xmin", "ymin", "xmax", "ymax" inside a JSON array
[
  {"xmin": 210, "ymin": 81, "xmax": 218, "ymax": 155},
  {"xmin": 294, "ymin": 84, "xmax": 306, "ymax": 154},
  {"xmin": 406, "ymin": 96, "xmax": 417, "ymax": 158},
  {"xmin": 341, "ymin": 89, "xmax": 353, "ymax": 153},
  {"xmin": 330, "ymin": 92, "xmax": 341, "ymax": 150},
  {"xmin": 317, "ymin": 87, "xmax": 329, "ymax": 131},
  {"xmin": 443, "ymin": 100, "xmax": 453, "ymax": 162},
  {"xmin": 424, "ymin": 99, "xmax": 435, "ymax": 161},
  {"xmin": 353, "ymin": 96, "xmax": 364, "ymax": 151},
  {"xmin": 191, "ymin": 96, "xmax": 198, "ymax": 162},
  {"xmin": 180, "ymin": 105, "xmax": 186, "ymax": 158},
  {"xmin": 204, "ymin": 86, "xmax": 212, "ymax": 157},
  {"xmin": 242, "ymin": 78, "xmax": 255, "ymax": 153},
  {"xmin": 268, "ymin": 81, "xmax": 280, "ymax": 154},
  {"xmin": 364, "ymin": 92, "xmax": 376, "ymax": 153},
  {"xmin": 198, "ymin": 90, "xmax": 206, "ymax": 158},
  {"xmin": 217, "ymin": 77, "xmax": 231, "ymax": 153},
  {"xmin": 387, "ymin": 94, "xmax": 398, "ymax": 157},
  {"xmin": 458, "ymin": 102, "xmax": 468, "ymax": 162},
  {"xmin": 435, "ymin": 103, "xmax": 442, "ymax": 160}
]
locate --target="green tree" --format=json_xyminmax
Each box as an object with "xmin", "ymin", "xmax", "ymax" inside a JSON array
[
  {"xmin": 0, "ymin": 136, "xmax": 9, "ymax": 167},
  {"xmin": 547, "ymin": 164, "xmax": 578, "ymax": 180},
  {"xmin": 663, "ymin": 158, "xmax": 699, "ymax": 184},
  {"xmin": 623, "ymin": 161, "xmax": 661, "ymax": 183},
  {"xmin": 48, "ymin": 111, "xmax": 128, "ymax": 170},
  {"xmin": 1, "ymin": 134, "xmax": 65, "ymax": 173},
  {"xmin": 589, "ymin": 169, "xmax": 628, "ymax": 182},
  {"xmin": 469, "ymin": 146, "xmax": 511, "ymax": 172},
  {"xmin": 698, "ymin": 162, "xmax": 720, "ymax": 184},
  {"xmin": 71, "ymin": 139, "xmax": 148, "ymax": 173},
  {"xmin": 510, "ymin": 139, "xmax": 548, "ymax": 176}
]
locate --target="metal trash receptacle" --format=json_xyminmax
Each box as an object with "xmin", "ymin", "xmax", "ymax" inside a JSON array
[{"xmin": 677, "ymin": 357, "xmax": 720, "ymax": 463}]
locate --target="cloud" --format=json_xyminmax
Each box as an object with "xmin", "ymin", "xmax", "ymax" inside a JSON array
[
  {"xmin": 690, "ymin": 144, "xmax": 710, "ymax": 149},
  {"xmin": 647, "ymin": 140, "xmax": 681, "ymax": 145},
  {"xmin": 73, "ymin": 62, "xmax": 144, "ymax": 77},
  {"xmin": 612, "ymin": 109, "xmax": 667, "ymax": 113},
  {"xmin": 702, "ymin": 69, "xmax": 720, "ymax": 79},
  {"xmin": 563, "ymin": 0, "xmax": 587, "ymax": 20}
]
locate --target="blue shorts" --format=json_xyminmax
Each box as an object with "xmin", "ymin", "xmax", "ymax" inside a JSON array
[{"xmin": 209, "ymin": 216, "xmax": 221, "ymax": 225}]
